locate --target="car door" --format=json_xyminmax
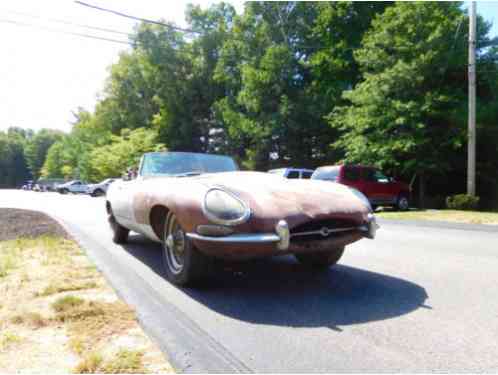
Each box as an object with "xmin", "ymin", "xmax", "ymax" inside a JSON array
[
  {"xmin": 77, "ymin": 182, "xmax": 88, "ymax": 193},
  {"xmin": 70, "ymin": 181, "xmax": 83, "ymax": 193},
  {"xmin": 363, "ymin": 168, "xmax": 393, "ymax": 205},
  {"xmin": 341, "ymin": 166, "xmax": 363, "ymax": 192}
]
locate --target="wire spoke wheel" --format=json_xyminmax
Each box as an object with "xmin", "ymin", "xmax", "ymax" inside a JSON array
[
  {"xmin": 163, "ymin": 214, "xmax": 187, "ymax": 275},
  {"xmin": 161, "ymin": 212, "xmax": 213, "ymax": 286},
  {"xmin": 94, "ymin": 189, "xmax": 104, "ymax": 197}
]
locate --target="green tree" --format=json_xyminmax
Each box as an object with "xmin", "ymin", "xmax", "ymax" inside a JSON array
[
  {"xmin": 214, "ymin": 2, "xmax": 387, "ymax": 169},
  {"xmin": 0, "ymin": 129, "xmax": 31, "ymax": 188},
  {"xmin": 41, "ymin": 109, "xmax": 114, "ymax": 181},
  {"xmin": 24, "ymin": 129, "xmax": 64, "ymax": 180},
  {"xmin": 89, "ymin": 128, "xmax": 164, "ymax": 181},
  {"xmin": 99, "ymin": 52, "xmax": 159, "ymax": 134},
  {"xmin": 133, "ymin": 4, "xmax": 235, "ymax": 153},
  {"xmin": 41, "ymin": 141, "xmax": 66, "ymax": 179},
  {"xmin": 330, "ymin": 2, "xmax": 498, "ymax": 205}
]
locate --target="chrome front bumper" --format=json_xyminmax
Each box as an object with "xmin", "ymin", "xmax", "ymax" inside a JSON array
[{"xmin": 186, "ymin": 214, "xmax": 379, "ymax": 251}]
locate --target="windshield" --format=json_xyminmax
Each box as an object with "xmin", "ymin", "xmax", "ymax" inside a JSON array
[
  {"xmin": 140, "ymin": 152, "xmax": 238, "ymax": 177},
  {"xmin": 311, "ymin": 167, "xmax": 340, "ymax": 181}
]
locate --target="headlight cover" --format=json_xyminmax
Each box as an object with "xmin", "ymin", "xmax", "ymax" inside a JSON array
[
  {"xmin": 203, "ymin": 188, "xmax": 251, "ymax": 226},
  {"xmin": 350, "ymin": 188, "xmax": 373, "ymax": 212}
]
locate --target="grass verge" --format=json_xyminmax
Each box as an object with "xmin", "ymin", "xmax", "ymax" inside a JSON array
[
  {"xmin": 75, "ymin": 349, "xmax": 147, "ymax": 374},
  {"xmin": 0, "ymin": 232, "xmax": 174, "ymax": 373},
  {"xmin": 376, "ymin": 209, "xmax": 498, "ymax": 225}
]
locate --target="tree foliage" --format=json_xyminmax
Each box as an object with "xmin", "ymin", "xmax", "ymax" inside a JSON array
[
  {"xmin": 330, "ymin": 2, "xmax": 498, "ymax": 203},
  {"xmin": 0, "ymin": 128, "xmax": 31, "ymax": 187},
  {"xmin": 24, "ymin": 129, "xmax": 63, "ymax": 180},
  {"xmin": 5, "ymin": 2, "xmax": 498, "ymax": 207},
  {"xmin": 89, "ymin": 128, "xmax": 165, "ymax": 181}
]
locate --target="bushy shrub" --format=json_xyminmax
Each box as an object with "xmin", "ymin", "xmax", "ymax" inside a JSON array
[{"xmin": 446, "ymin": 194, "xmax": 480, "ymax": 211}]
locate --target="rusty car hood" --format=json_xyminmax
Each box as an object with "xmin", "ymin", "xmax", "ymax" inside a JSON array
[
  {"xmin": 193, "ymin": 171, "xmax": 370, "ymax": 228},
  {"xmin": 131, "ymin": 171, "xmax": 370, "ymax": 232}
]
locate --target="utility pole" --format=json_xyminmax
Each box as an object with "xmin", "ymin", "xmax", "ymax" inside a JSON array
[{"xmin": 467, "ymin": 1, "xmax": 476, "ymax": 196}]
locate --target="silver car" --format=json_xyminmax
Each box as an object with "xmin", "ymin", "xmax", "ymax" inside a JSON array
[{"xmin": 86, "ymin": 178, "xmax": 118, "ymax": 197}]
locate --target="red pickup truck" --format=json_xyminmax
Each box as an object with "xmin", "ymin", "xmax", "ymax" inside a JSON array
[{"xmin": 311, "ymin": 165, "xmax": 411, "ymax": 210}]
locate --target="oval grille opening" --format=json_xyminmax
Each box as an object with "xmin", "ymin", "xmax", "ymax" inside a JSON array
[{"xmin": 290, "ymin": 219, "xmax": 358, "ymax": 242}]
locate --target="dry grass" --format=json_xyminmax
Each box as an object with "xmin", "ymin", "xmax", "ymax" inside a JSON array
[
  {"xmin": 74, "ymin": 352, "xmax": 104, "ymax": 374},
  {"xmin": 10, "ymin": 311, "xmax": 47, "ymax": 328},
  {"xmin": 377, "ymin": 209, "xmax": 498, "ymax": 225},
  {"xmin": 101, "ymin": 349, "xmax": 147, "ymax": 374},
  {"xmin": 0, "ymin": 235, "xmax": 174, "ymax": 373},
  {"xmin": 74, "ymin": 349, "xmax": 147, "ymax": 374},
  {"xmin": 0, "ymin": 331, "xmax": 22, "ymax": 351},
  {"xmin": 0, "ymin": 245, "xmax": 18, "ymax": 278},
  {"xmin": 52, "ymin": 295, "xmax": 85, "ymax": 312},
  {"xmin": 51, "ymin": 296, "xmax": 136, "ymax": 356},
  {"xmin": 37, "ymin": 281, "xmax": 98, "ymax": 297}
]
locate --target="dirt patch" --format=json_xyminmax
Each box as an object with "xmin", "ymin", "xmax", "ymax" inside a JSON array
[{"xmin": 0, "ymin": 208, "xmax": 69, "ymax": 241}]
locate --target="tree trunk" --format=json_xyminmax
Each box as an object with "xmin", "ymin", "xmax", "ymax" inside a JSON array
[{"xmin": 418, "ymin": 173, "xmax": 426, "ymax": 209}]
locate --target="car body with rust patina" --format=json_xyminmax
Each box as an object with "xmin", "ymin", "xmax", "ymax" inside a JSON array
[{"xmin": 106, "ymin": 152, "xmax": 378, "ymax": 286}]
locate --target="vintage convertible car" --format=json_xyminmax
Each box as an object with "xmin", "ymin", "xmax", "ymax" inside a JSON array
[{"xmin": 106, "ymin": 152, "xmax": 378, "ymax": 286}]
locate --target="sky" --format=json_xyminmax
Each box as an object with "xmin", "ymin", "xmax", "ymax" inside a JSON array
[
  {"xmin": 478, "ymin": 1, "xmax": 498, "ymax": 37},
  {"xmin": 0, "ymin": 0, "xmax": 244, "ymax": 133},
  {"xmin": 0, "ymin": 1, "xmax": 497, "ymax": 134}
]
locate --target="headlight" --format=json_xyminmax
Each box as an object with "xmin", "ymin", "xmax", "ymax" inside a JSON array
[
  {"xmin": 203, "ymin": 188, "xmax": 251, "ymax": 226},
  {"xmin": 350, "ymin": 188, "xmax": 373, "ymax": 212}
]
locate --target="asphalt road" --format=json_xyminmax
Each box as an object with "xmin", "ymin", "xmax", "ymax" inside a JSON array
[{"xmin": 1, "ymin": 190, "xmax": 498, "ymax": 372}]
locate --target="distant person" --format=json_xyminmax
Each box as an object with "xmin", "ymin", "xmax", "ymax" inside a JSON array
[
  {"xmin": 131, "ymin": 167, "xmax": 138, "ymax": 179},
  {"xmin": 125, "ymin": 166, "xmax": 138, "ymax": 180}
]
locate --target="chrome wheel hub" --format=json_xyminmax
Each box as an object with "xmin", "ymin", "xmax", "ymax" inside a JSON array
[{"xmin": 164, "ymin": 215, "xmax": 186, "ymax": 275}]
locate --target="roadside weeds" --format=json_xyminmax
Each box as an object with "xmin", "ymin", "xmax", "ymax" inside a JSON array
[
  {"xmin": 376, "ymin": 209, "xmax": 498, "ymax": 225},
  {"xmin": 0, "ymin": 231, "xmax": 174, "ymax": 373}
]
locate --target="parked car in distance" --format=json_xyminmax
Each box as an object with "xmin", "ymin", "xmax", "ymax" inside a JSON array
[
  {"xmin": 311, "ymin": 165, "xmax": 410, "ymax": 210},
  {"xmin": 56, "ymin": 180, "xmax": 88, "ymax": 194},
  {"xmin": 21, "ymin": 180, "xmax": 34, "ymax": 190},
  {"xmin": 106, "ymin": 152, "xmax": 378, "ymax": 287},
  {"xmin": 86, "ymin": 178, "xmax": 118, "ymax": 197},
  {"xmin": 34, "ymin": 178, "xmax": 66, "ymax": 192},
  {"xmin": 268, "ymin": 168, "xmax": 314, "ymax": 179}
]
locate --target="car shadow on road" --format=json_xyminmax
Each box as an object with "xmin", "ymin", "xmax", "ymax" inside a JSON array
[{"xmin": 123, "ymin": 234, "xmax": 429, "ymax": 330}]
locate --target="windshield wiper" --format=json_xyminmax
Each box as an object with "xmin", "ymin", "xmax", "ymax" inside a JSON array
[{"xmin": 174, "ymin": 171, "xmax": 203, "ymax": 177}]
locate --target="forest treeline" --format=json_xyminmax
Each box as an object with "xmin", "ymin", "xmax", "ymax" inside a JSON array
[{"xmin": 1, "ymin": 2, "xmax": 498, "ymax": 207}]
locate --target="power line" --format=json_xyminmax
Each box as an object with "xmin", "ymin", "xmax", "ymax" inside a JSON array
[
  {"xmin": 2, "ymin": 8, "xmax": 130, "ymax": 36},
  {"xmin": 0, "ymin": 17, "xmax": 198, "ymax": 57},
  {"xmin": 0, "ymin": 18, "xmax": 130, "ymax": 45},
  {"xmin": 74, "ymin": 1, "xmax": 200, "ymax": 34}
]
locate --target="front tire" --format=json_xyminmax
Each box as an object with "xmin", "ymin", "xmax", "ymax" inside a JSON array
[
  {"xmin": 92, "ymin": 189, "xmax": 105, "ymax": 197},
  {"xmin": 162, "ymin": 212, "xmax": 212, "ymax": 286},
  {"xmin": 295, "ymin": 247, "xmax": 345, "ymax": 269}
]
